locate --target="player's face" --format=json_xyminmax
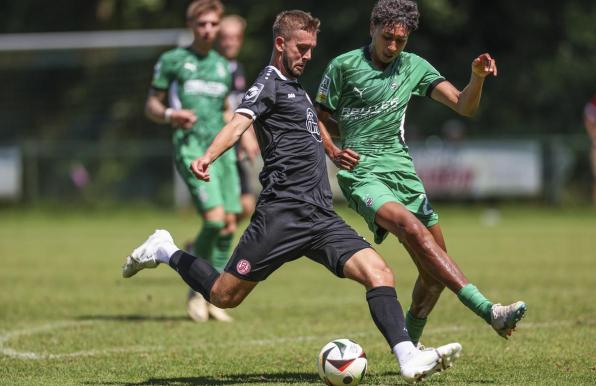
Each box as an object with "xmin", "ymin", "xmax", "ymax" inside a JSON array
[
  {"xmin": 281, "ymin": 30, "xmax": 317, "ymax": 78},
  {"xmin": 370, "ymin": 23, "xmax": 409, "ymax": 65},
  {"xmin": 188, "ymin": 11, "xmax": 221, "ymax": 45},
  {"xmin": 218, "ymin": 24, "xmax": 243, "ymax": 60}
]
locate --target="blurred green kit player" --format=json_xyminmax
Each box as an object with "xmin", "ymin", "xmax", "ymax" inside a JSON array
[
  {"xmin": 145, "ymin": 0, "xmax": 239, "ymax": 322},
  {"xmin": 315, "ymin": 0, "xmax": 526, "ymax": 344}
]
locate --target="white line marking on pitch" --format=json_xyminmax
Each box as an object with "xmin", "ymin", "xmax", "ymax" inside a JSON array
[{"xmin": 0, "ymin": 319, "xmax": 591, "ymax": 360}]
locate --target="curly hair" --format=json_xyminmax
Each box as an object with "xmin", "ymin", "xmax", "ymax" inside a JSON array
[{"xmin": 370, "ymin": 0, "xmax": 419, "ymax": 32}]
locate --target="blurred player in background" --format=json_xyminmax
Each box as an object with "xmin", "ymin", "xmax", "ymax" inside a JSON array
[
  {"xmin": 144, "ymin": 0, "xmax": 238, "ymax": 322},
  {"xmin": 124, "ymin": 10, "xmax": 462, "ymax": 382},
  {"xmin": 217, "ymin": 15, "xmax": 260, "ymax": 220},
  {"xmin": 315, "ymin": 0, "xmax": 526, "ymax": 345},
  {"xmin": 584, "ymin": 95, "xmax": 596, "ymax": 205}
]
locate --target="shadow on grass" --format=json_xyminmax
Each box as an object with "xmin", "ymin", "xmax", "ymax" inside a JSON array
[
  {"xmin": 76, "ymin": 314, "xmax": 189, "ymax": 322},
  {"xmin": 88, "ymin": 372, "xmax": 320, "ymax": 385}
]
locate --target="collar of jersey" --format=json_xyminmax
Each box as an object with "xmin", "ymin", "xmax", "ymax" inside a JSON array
[{"xmin": 266, "ymin": 65, "xmax": 296, "ymax": 81}]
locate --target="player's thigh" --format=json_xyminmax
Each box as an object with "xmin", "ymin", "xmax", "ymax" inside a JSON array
[
  {"xmin": 336, "ymin": 171, "xmax": 398, "ymax": 244},
  {"xmin": 175, "ymin": 148, "xmax": 225, "ymax": 213},
  {"xmin": 211, "ymin": 271, "xmax": 259, "ymax": 307},
  {"xmin": 217, "ymin": 151, "xmax": 242, "ymax": 215},
  {"xmin": 225, "ymin": 199, "xmax": 310, "ymax": 281}
]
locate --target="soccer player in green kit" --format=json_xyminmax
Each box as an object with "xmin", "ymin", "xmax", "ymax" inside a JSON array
[
  {"xmin": 315, "ymin": 0, "xmax": 526, "ymax": 345},
  {"xmin": 144, "ymin": 0, "xmax": 238, "ymax": 322}
]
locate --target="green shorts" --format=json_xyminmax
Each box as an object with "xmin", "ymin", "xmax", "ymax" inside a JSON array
[
  {"xmin": 336, "ymin": 152, "xmax": 438, "ymax": 244},
  {"xmin": 174, "ymin": 134, "xmax": 241, "ymax": 214}
]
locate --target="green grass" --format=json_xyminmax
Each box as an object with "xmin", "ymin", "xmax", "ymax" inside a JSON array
[{"xmin": 1, "ymin": 204, "xmax": 595, "ymax": 385}]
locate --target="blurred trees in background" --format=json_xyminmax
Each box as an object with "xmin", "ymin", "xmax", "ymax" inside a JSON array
[
  {"xmin": 1, "ymin": 0, "xmax": 595, "ymax": 141},
  {"xmin": 0, "ymin": 0, "xmax": 595, "ymax": 205}
]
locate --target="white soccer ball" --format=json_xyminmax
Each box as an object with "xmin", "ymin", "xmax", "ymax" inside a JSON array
[{"xmin": 317, "ymin": 339, "xmax": 367, "ymax": 386}]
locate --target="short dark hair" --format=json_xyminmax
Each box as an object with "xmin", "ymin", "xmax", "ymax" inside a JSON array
[
  {"xmin": 370, "ymin": 0, "xmax": 419, "ymax": 32},
  {"xmin": 272, "ymin": 10, "xmax": 320, "ymax": 40}
]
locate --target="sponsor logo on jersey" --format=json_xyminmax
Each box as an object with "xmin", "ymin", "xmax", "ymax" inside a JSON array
[
  {"xmin": 317, "ymin": 75, "xmax": 331, "ymax": 102},
  {"xmin": 184, "ymin": 62, "xmax": 196, "ymax": 72},
  {"xmin": 216, "ymin": 62, "xmax": 226, "ymax": 77},
  {"xmin": 340, "ymin": 97, "xmax": 400, "ymax": 121},
  {"xmin": 243, "ymin": 83, "xmax": 264, "ymax": 104},
  {"xmin": 288, "ymin": 93, "xmax": 296, "ymax": 98},
  {"xmin": 183, "ymin": 79, "xmax": 227, "ymax": 97},
  {"xmin": 353, "ymin": 86, "xmax": 367, "ymax": 99},
  {"xmin": 306, "ymin": 108, "xmax": 322, "ymax": 142},
  {"xmin": 236, "ymin": 259, "xmax": 251, "ymax": 275}
]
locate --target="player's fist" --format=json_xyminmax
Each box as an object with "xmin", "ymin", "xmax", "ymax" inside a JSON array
[
  {"xmin": 332, "ymin": 148, "xmax": 360, "ymax": 171},
  {"xmin": 471, "ymin": 53, "xmax": 497, "ymax": 78},
  {"xmin": 171, "ymin": 109, "xmax": 197, "ymax": 130},
  {"xmin": 190, "ymin": 156, "xmax": 211, "ymax": 181}
]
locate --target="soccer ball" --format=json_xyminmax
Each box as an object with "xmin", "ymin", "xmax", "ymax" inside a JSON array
[{"xmin": 317, "ymin": 339, "xmax": 367, "ymax": 386}]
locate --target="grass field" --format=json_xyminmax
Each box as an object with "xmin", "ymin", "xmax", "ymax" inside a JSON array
[{"xmin": 1, "ymin": 204, "xmax": 595, "ymax": 385}]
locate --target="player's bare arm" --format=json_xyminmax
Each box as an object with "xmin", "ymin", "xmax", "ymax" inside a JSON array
[
  {"xmin": 145, "ymin": 89, "xmax": 197, "ymax": 129},
  {"xmin": 316, "ymin": 107, "xmax": 360, "ymax": 170},
  {"xmin": 238, "ymin": 125, "xmax": 260, "ymax": 161},
  {"xmin": 191, "ymin": 112, "xmax": 252, "ymax": 181},
  {"xmin": 431, "ymin": 53, "xmax": 497, "ymax": 117}
]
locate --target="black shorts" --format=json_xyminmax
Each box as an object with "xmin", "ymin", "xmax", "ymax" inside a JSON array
[{"xmin": 224, "ymin": 198, "xmax": 372, "ymax": 281}]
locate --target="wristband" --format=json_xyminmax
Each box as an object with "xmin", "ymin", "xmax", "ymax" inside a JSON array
[{"xmin": 164, "ymin": 108, "xmax": 173, "ymax": 123}]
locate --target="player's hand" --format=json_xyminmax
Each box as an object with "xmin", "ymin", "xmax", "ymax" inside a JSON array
[
  {"xmin": 332, "ymin": 148, "xmax": 360, "ymax": 171},
  {"xmin": 171, "ymin": 109, "xmax": 197, "ymax": 130},
  {"xmin": 471, "ymin": 53, "xmax": 497, "ymax": 78},
  {"xmin": 190, "ymin": 156, "xmax": 211, "ymax": 181}
]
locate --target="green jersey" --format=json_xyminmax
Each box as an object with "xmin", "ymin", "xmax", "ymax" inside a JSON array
[
  {"xmin": 316, "ymin": 47, "xmax": 444, "ymax": 158},
  {"xmin": 152, "ymin": 47, "xmax": 231, "ymax": 146}
]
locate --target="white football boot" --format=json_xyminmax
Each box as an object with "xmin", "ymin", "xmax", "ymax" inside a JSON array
[
  {"xmin": 122, "ymin": 229, "xmax": 174, "ymax": 278},
  {"xmin": 207, "ymin": 303, "xmax": 234, "ymax": 322},
  {"xmin": 400, "ymin": 342, "xmax": 462, "ymax": 383},
  {"xmin": 187, "ymin": 290, "xmax": 209, "ymax": 322},
  {"xmin": 490, "ymin": 301, "xmax": 527, "ymax": 338}
]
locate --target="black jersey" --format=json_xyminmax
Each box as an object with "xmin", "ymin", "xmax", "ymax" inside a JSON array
[{"xmin": 236, "ymin": 65, "xmax": 333, "ymax": 209}]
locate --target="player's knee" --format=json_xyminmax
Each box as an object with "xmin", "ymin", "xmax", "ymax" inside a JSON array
[
  {"xmin": 209, "ymin": 290, "xmax": 243, "ymax": 309},
  {"xmin": 366, "ymin": 265, "xmax": 395, "ymax": 288}
]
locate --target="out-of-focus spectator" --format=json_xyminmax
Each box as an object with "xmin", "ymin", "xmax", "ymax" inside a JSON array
[{"xmin": 584, "ymin": 96, "xmax": 596, "ymax": 205}]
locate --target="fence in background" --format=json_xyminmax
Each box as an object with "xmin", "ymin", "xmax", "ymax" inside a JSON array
[{"xmin": 1, "ymin": 135, "xmax": 588, "ymax": 206}]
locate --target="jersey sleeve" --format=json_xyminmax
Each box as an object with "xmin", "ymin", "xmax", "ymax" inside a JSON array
[
  {"xmin": 235, "ymin": 73, "xmax": 276, "ymax": 120},
  {"xmin": 315, "ymin": 60, "xmax": 342, "ymax": 112},
  {"xmin": 412, "ymin": 58, "xmax": 445, "ymax": 97},
  {"xmin": 151, "ymin": 52, "xmax": 174, "ymax": 90}
]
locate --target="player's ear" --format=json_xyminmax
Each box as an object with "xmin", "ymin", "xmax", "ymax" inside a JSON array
[
  {"xmin": 369, "ymin": 21, "xmax": 375, "ymax": 38},
  {"xmin": 274, "ymin": 36, "xmax": 285, "ymax": 53}
]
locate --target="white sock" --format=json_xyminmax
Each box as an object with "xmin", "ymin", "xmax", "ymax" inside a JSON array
[
  {"xmin": 156, "ymin": 242, "xmax": 179, "ymax": 264},
  {"xmin": 393, "ymin": 341, "xmax": 418, "ymax": 368}
]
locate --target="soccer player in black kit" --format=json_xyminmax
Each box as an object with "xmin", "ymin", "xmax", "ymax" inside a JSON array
[{"xmin": 122, "ymin": 10, "xmax": 461, "ymax": 383}]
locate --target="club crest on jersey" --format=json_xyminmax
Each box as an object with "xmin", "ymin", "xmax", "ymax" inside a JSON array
[
  {"xmin": 365, "ymin": 194, "xmax": 373, "ymax": 207},
  {"xmin": 305, "ymin": 108, "xmax": 322, "ymax": 142},
  {"xmin": 236, "ymin": 259, "xmax": 251, "ymax": 275},
  {"xmin": 317, "ymin": 75, "xmax": 331, "ymax": 102},
  {"xmin": 243, "ymin": 83, "xmax": 264, "ymax": 104}
]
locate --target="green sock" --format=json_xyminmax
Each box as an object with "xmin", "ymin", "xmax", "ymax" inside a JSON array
[
  {"xmin": 405, "ymin": 310, "xmax": 427, "ymax": 346},
  {"xmin": 457, "ymin": 284, "xmax": 493, "ymax": 323},
  {"xmin": 212, "ymin": 232, "xmax": 234, "ymax": 272},
  {"xmin": 193, "ymin": 220, "xmax": 224, "ymax": 268}
]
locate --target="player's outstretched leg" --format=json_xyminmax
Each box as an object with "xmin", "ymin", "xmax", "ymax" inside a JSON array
[
  {"xmin": 343, "ymin": 249, "xmax": 462, "ymax": 383},
  {"xmin": 122, "ymin": 229, "xmax": 176, "ymax": 278}
]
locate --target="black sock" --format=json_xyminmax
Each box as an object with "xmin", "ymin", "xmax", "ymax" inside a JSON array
[
  {"xmin": 168, "ymin": 250, "xmax": 219, "ymax": 302},
  {"xmin": 366, "ymin": 286, "xmax": 411, "ymax": 348}
]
